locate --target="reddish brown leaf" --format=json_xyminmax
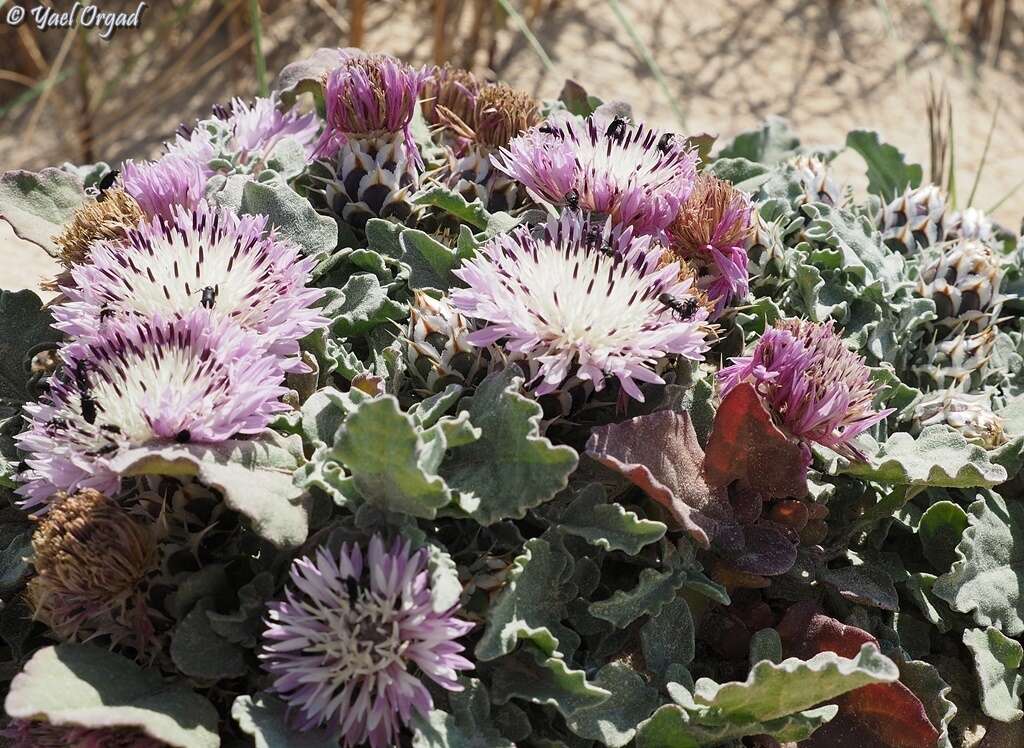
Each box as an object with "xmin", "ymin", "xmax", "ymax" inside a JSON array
[
  {"xmin": 704, "ymin": 383, "xmax": 809, "ymax": 500},
  {"xmin": 777, "ymin": 602, "xmax": 940, "ymax": 748},
  {"xmin": 586, "ymin": 410, "xmax": 731, "ymax": 547}
]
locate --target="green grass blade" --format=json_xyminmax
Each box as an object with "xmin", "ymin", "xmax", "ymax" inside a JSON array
[
  {"xmin": 606, "ymin": 0, "xmax": 686, "ymax": 129},
  {"xmin": 946, "ymin": 100, "xmax": 956, "ymax": 207},
  {"xmin": 921, "ymin": 0, "xmax": 964, "ymax": 66},
  {"xmin": 967, "ymin": 98, "xmax": 1001, "ymax": 208},
  {"xmin": 988, "ymin": 178, "xmax": 1024, "ymax": 214},
  {"xmin": 249, "ymin": 0, "xmax": 268, "ymax": 97},
  {"xmin": 495, "ymin": 0, "xmax": 557, "ymax": 76}
]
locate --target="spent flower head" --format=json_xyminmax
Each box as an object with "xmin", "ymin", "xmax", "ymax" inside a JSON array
[
  {"xmin": 54, "ymin": 203, "xmax": 326, "ymax": 371},
  {"xmin": 451, "ymin": 211, "xmax": 711, "ymax": 401},
  {"xmin": 53, "ymin": 188, "xmax": 144, "ymax": 269},
  {"xmin": 668, "ymin": 174, "xmax": 752, "ymax": 316},
  {"xmin": 261, "ymin": 535, "xmax": 473, "ymax": 748},
  {"xmin": 492, "ymin": 113, "xmax": 697, "ymax": 237},
  {"xmin": 16, "ymin": 311, "xmax": 288, "ymax": 511},
  {"xmin": 718, "ymin": 319, "xmax": 893, "ymax": 460}
]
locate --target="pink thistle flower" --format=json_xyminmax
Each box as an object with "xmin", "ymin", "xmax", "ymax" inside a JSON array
[
  {"xmin": 261, "ymin": 535, "xmax": 473, "ymax": 748},
  {"xmin": 311, "ymin": 53, "xmax": 427, "ymax": 163},
  {"xmin": 718, "ymin": 319, "xmax": 893, "ymax": 460},
  {"xmin": 491, "ymin": 113, "xmax": 697, "ymax": 237},
  {"xmin": 669, "ymin": 174, "xmax": 752, "ymax": 317},
  {"xmin": 223, "ymin": 95, "xmax": 320, "ymax": 161},
  {"xmin": 451, "ymin": 212, "xmax": 711, "ymax": 401},
  {"xmin": 120, "ymin": 155, "xmax": 209, "ymax": 221},
  {"xmin": 54, "ymin": 203, "xmax": 326, "ymax": 372},
  {"xmin": 3, "ymin": 720, "xmax": 165, "ymax": 748},
  {"xmin": 16, "ymin": 311, "xmax": 289, "ymax": 512}
]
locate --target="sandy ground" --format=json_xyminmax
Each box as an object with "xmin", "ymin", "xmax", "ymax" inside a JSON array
[{"xmin": 1, "ymin": 0, "xmax": 1021, "ymax": 293}]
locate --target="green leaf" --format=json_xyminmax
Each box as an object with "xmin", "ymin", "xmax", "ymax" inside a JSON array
[
  {"xmin": 206, "ymin": 572, "xmax": 275, "ymax": 647},
  {"xmin": 590, "ymin": 568, "xmax": 688, "ymax": 629},
  {"xmin": 556, "ymin": 483, "xmax": 666, "ymax": 554},
  {"xmin": 411, "ymin": 678, "xmax": 516, "ymax": 748},
  {"xmin": 749, "ymin": 628, "xmax": 784, "ymax": 666},
  {"xmin": 935, "ymin": 492, "xmax": 1024, "ymax": 635},
  {"xmin": 963, "ymin": 627, "xmax": 1023, "ymax": 722},
  {"xmin": 820, "ymin": 563, "xmax": 898, "ymax": 611},
  {"xmin": 565, "ymin": 663, "xmax": 660, "ymax": 747},
  {"xmin": 330, "ymin": 395, "xmax": 451, "ymax": 519},
  {"xmin": 209, "ymin": 173, "xmax": 337, "ymax": 257},
  {"xmin": 108, "ymin": 434, "xmax": 308, "ymax": 548},
  {"xmin": 845, "ymin": 130, "xmax": 923, "ymax": 200},
  {"xmin": 476, "ymin": 536, "xmax": 579, "ymax": 661},
  {"xmin": 491, "ymin": 645, "xmax": 610, "ymax": 718},
  {"xmin": 0, "ymin": 167, "xmax": 86, "ymax": 257},
  {"xmin": 170, "ymin": 598, "xmax": 248, "ymax": 681},
  {"xmin": 641, "ymin": 598, "xmax": 695, "ymax": 682},
  {"xmin": 440, "ymin": 369, "xmax": 577, "ymax": 525},
  {"xmin": 413, "ymin": 186, "xmax": 490, "ymax": 230},
  {"xmin": 716, "ymin": 117, "xmax": 800, "ymax": 164},
  {"xmin": 399, "ymin": 229, "xmax": 466, "ymax": 291},
  {"xmin": 898, "ymin": 660, "xmax": 957, "ymax": 748},
  {"xmin": 636, "ymin": 644, "xmax": 897, "ymax": 747},
  {"xmin": 233, "ymin": 693, "xmax": 340, "ymax": 748},
  {"xmin": 325, "ymin": 273, "xmax": 406, "ymax": 338},
  {"xmin": 5, "ymin": 644, "xmax": 220, "ymax": 748},
  {"xmin": 919, "ymin": 501, "xmax": 969, "ymax": 572},
  {"xmin": 559, "ymin": 79, "xmax": 602, "ymax": 117},
  {"xmin": 0, "ymin": 289, "xmax": 62, "ymax": 405},
  {"xmin": 832, "ymin": 425, "xmax": 1007, "ymax": 488},
  {"xmin": 274, "ymin": 47, "xmax": 350, "ymax": 108}
]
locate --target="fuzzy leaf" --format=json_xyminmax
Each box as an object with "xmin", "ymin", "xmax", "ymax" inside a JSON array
[
  {"xmin": 717, "ymin": 117, "xmax": 800, "ymax": 164},
  {"xmin": 411, "ymin": 679, "xmax": 516, "ymax": 748},
  {"xmin": 0, "ymin": 289, "xmax": 63, "ymax": 405},
  {"xmin": 0, "ymin": 167, "xmax": 86, "ymax": 257},
  {"xmin": 170, "ymin": 598, "xmax": 248, "ymax": 681},
  {"xmin": 934, "ymin": 492, "xmax": 1024, "ymax": 636},
  {"xmin": 233, "ymin": 693, "xmax": 340, "ymax": 748},
  {"xmin": 325, "ymin": 273, "xmax": 406, "ymax": 338},
  {"xmin": 586, "ymin": 409, "xmax": 729, "ymax": 547},
  {"xmin": 330, "ymin": 395, "xmax": 451, "ymax": 519},
  {"xmin": 274, "ymin": 47, "xmax": 353, "ymax": 106},
  {"xmin": 559, "ymin": 79, "xmax": 602, "ymax": 117},
  {"xmin": 704, "ymin": 382, "xmax": 809, "ymax": 500},
  {"xmin": 565, "ymin": 663, "xmax": 660, "ymax": 747},
  {"xmin": 207, "ymin": 572, "xmax": 275, "ymax": 647},
  {"xmin": 919, "ymin": 500, "xmax": 969, "ymax": 572},
  {"xmin": 556, "ymin": 483, "xmax": 666, "ymax": 554},
  {"xmin": 637, "ymin": 704, "xmax": 836, "ymax": 748},
  {"xmin": 963, "ymin": 627, "xmax": 1023, "ymax": 722},
  {"xmin": 833, "ymin": 425, "xmax": 1007, "ymax": 488},
  {"xmin": 476, "ymin": 536, "xmax": 578, "ymax": 660},
  {"xmin": 590, "ymin": 568, "xmax": 689, "ymax": 629},
  {"xmin": 5, "ymin": 644, "xmax": 219, "ymax": 748},
  {"xmin": 641, "ymin": 597, "xmax": 695, "ymax": 679},
  {"xmin": 898, "ymin": 660, "xmax": 956, "ymax": 748},
  {"xmin": 399, "ymin": 229, "xmax": 466, "ymax": 291},
  {"xmin": 441, "ymin": 369, "xmax": 578, "ymax": 525},
  {"xmin": 777, "ymin": 602, "xmax": 940, "ymax": 748},
  {"xmin": 413, "ymin": 186, "xmax": 489, "ymax": 229},
  {"xmin": 109, "ymin": 434, "xmax": 308, "ymax": 548},
  {"xmin": 821, "ymin": 564, "xmax": 899, "ymax": 611},
  {"xmin": 845, "ymin": 130, "xmax": 923, "ymax": 200},
  {"xmin": 491, "ymin": 645, "xmax": 610, "ymax": 717}
]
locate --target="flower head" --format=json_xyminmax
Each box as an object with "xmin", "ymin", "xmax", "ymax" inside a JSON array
[
  {"xmin": 718, "ymin": 319, "xmax": 893, "ymax": 460},
  {"xmin": 421, "ymin": 64, "xmax": 482, "ymax": 130},
  {"xmin": 54, "ymin": 203, "xmax": 326, "ymax": 371},
  {"xmin": 471, "ymin": 83, "xmax": 541, "ymax": 149},
  {"xmin": 3, "ymin": 721, "xmax": 165, "ymax": 748},
  {"xmin": 53, "ymin": 188, "xmax": 144, "ymax": 269},
  {"xmin": 312, "ymin": 54, "xmax": 427, "ymax": 161},
  {"xmin": 451, "ymin": 212, "xmax": 711, "ymax": 401},
  {"xmin": 120, "ymin": 154, "xmax": 209, "ymax": 221},
  {"xmin": 261, "ymin": 536, "xmax": 473, "ymax": 748},
  {"xmin": 492, "ymin": 113, "xmax": 697, "ymax": 237},
  {"xmin": 26, "ymin": 489, "xmax": 158, "ymax": 649},
  {"xmin": 668, "ymin": 174, "xmax": 752, "ymax": 316},
  {"xmin": 16, "ymin": 311, "xmax": 288, "ymax": 511}
]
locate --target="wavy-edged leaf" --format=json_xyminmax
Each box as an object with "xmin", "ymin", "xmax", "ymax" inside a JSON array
[
  {"xmin": 919, "ymin": 500, "xmax": 969, "ymax": 572},
  {"xmin": 586, "ymin": 409, "xmax": 729, "ymax": 547},
  {"xmin": 565, "ymin": 663, "xmax": 660, "ymax": 747},
  {"xmin": 590, "ymin": 568, "xmax": 688, "ymax": 629},
  {"xmin": 845, "ymin": 130, "xmax": 923, "ymax": 200},
  {"xmin": 0, "ymin": 167, "xmax": 86, "ymax": 257},
  {"xmin": 490, "ymin": 645, "xmax": 610, "ymax": 718},
  {"xmin": 640, "ymin": 597, "xmax": 695, "ymax": 680},
  {"xmin": 5, "ymin": 644, "xmax": 219, "ymax": 748},
  {"xmin": 963, "ymin": 627, "xmax": 1023, "ymax": 722},
  {"xmin": 833, "ymin": 425, "xmax": 1006, "ymax": 488},
  {"xmin": 898, "ymin": 660, "xmax": 956, "ymax": 748},
  {"xmin": 324, "ymin": 273, "xmax": 406, "ymax": 338},
  {"xmin": 475, "ymin": 536, "xmax": 578, "ymax": 661},
  {"xmin": 556, "ymin": 483, "xmax": 666, "ymax": 554},
  {"xmin": 821, "ymin": 563, "xmax": 898, "ymax": 611},
  {"xmin": 716, "ymin": 117, "xmax": 801, "ymax": 164},
  {"xmin": 411, "ymin": 678, "xmax": 517, "ymax": 748},
  {"xmin": 233, "ymin": 693, "xmax": 340, "ymax": 748},
  {"xmin": 399, "ymin": 229, "xmax": 467, "ymax": 292},
  {"xmin": 441, "ymin": 369, "xmax": 577, "ymax": 525},
  {"xmin": 413, "ymin": 186, "xmax": 490, "ymax": 230},
  {"xmin": 934, "ymin": 492, "xmax": 1024, "ymax": 636},
  {"xmin": 109, "ymin": 434, "xmax": 307, "ymax": 548}
]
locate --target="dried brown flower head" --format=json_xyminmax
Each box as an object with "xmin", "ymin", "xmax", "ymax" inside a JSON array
[
  {"xmin": 27, "ymin": 489, "xmax": 158, "ymax": 647},
  {"xmin": 421, "ymin": 65, "xmax": 482, "ymax": 129},
  {"xmin": 472, "ymin": 83, "xmax": 541, "ymax": 149},
  {"xmin": 53, "ymin": 188, "xmax": 143, "ymax": 270}
]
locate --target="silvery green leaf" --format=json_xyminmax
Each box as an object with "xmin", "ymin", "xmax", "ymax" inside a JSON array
[
  {"xmin": 716, "ymin": 116, "xmax": 800, "ymax": 164},
  {"xmin": 170, "ymin": 598, "xmax": 248, "ymax": 681},
  {"xmin": 898, "ymin": 660, "xmax": 956, "ymax": 748},
  {"xmin": 556, "ymin": 483, "xmax": 666, "ymax": 554},
  {"xmin": 641, "ymin": 597, "xmax": 695, "ymax": 685},
  {"xmin": 565, "ymin": 663, "xmax": 660, "ymax": 747},
  {"xmin": 918, "ymin": 501, "xmax": 970, "ymax": 572},
  {"xmin": 233, "ymin": 693, "xmax": 340, "ymax": 748},
  {"xmin": 845, "ymin": 130, "xmax": 923, "ymax": 200},
  {"xmin": 0, "ymin": 167, "xmax": 86, "ymax": 257},
  {"xmin": 411, "ymin": 678, "xmax": 516, "ymax": 748},
  {"xmin": 491, "ymin": 645, "xmax": 610, "ymax": 717},
  {"xmin": 963, "ymin": 627, "xmax": 1024, "ymax": 722},
  {"xmin": 325, "ymin": 273, "xmax": 406, "ymax": 338}
]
